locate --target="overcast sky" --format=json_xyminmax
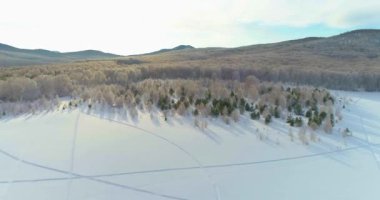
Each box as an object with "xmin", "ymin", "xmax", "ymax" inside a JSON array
[{"xmin": 1, "ymin": 0, "xmax": 380, "ymax": 55}]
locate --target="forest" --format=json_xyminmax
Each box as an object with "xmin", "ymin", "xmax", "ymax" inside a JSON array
[{"xmin": 0, "ymin": 59, "xmax": 342, "ymax": 138}]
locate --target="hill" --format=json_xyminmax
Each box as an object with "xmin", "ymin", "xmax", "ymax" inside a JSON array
[
  {"xmin": 2, "ymin": 29, "xmax": 380, "ymax": 90},
  {"xmin": 121, "ymin": 29, "xmax": 380, "ymax": 90},
  {"xmin": 143, "ymin": 45, "xmax": 195, "ymax": 55},
  {"xmin": 0, "ymin": 43, "xmax": 120, "ymax": 67},
  {"xmin": 136, "ymin": 29, "xmax": 380, "ymax": 62}
]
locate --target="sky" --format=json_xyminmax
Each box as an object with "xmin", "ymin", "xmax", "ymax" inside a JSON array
[{"xmin": 1, "ymin": 0, "xmax": 380, "ymax": 55}]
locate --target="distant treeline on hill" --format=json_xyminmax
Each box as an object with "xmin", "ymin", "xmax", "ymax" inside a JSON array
[
  {"xmin": 0, "ymin": 59, "xmax": 378, "ymax": 104},
  {"xmin": 3, "ymin": 29, "xmax": 380, "ymax": 91}
]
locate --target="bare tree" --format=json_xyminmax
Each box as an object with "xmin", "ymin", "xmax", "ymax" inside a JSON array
[
  {"xmin": 323, "ymin": 115, "xmax": 333, "ymax": 133},
  {"xmin": 289, "ymin": 127, "xmax": 294, "ymax": 142},
  {"xmin": 231, "ymin": 109, "xmax": 240, "ymax": 122},
  {"xmin": 176, "ymin": 102, "xmax": 187, "ymax": 116},
  {"xmin": 298, "ymin": 126, "xmax": 309, "ymax": 145}
]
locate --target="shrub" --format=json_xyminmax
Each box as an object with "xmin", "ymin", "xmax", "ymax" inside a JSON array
[
  {"xmin": 274, "ymin": 106, "xmax": 280, "ymax": 118},
  {"xmin": 211, "ymin": 107, "xmax": 219, "ymax": 117},
  {"xmin": 294, "ymin": 117, "xmax": 303, "ymax": 127},
  {"xmin": 259, "ymin": 104, "xmax": 266, "ymax": 114},
  {"xmin": 330, "ymin": 113, "xmax": 335, "ymax": 126},
  {"xmin": 250, "ymin": 111, "xmax": 260, "ymax": 120},
  {"xmin": 158, "ymin": 95, "xmax": 171, "ymax": 110},
  {"xmin": 294, "ymin": 103, "xmax": 303, "ymax": 116},
  {"xmin": 342, "ymin": 128, "xmax": 352, "ymax": 137},
  {"xmin": 319, "ymin": 111, "xmax": 327, "ymax": 121},
  {"xmin": 245, "ymin": 103, "xmax": 251, "ymax": 111},
  {"xmin": 305, "ymin": 109, "xmax": 312, "ymax": 118},
  {"xmin": 287, "ymin": 116, "xmax": 295, "ymax": 126},
  {"xmin": 265, "ymin": 114, "xmax": 272, "ymax": 124},
  {"xmin": 169, "ymin": 88, "xmax": 175, "ymax": 96},
  {"xmin": 193, "ymin": 109, "xmax": 199, "ymax": 116}
]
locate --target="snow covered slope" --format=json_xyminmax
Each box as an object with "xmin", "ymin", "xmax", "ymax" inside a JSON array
[{"xmin": 0, "ymin": 91, "xmax": 379, "ymax": 200}]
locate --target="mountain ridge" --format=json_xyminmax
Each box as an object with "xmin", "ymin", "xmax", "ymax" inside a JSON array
[
  {"xmin": 0, "ymin": 43, "xmax": 120, "ymax": 67},
  {"xmin": 2, "ymin": 29, "xmax": 380, "ymax": 67},
  {"xmin": 142, "ymin": 45, "xmax": 195, "ymax": 55}
]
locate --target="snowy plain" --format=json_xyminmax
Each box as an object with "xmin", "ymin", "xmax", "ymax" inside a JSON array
[{"xmin": 0, "ymin": 91, "xmax": 379, "ymax": 200}]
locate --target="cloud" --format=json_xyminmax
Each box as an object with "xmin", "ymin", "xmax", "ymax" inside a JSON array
[
  {"xmin": 0, "ymin": 0, "xmax": 380, "ymax": 54},
  {"xmin": 329, "ymin": 6, "xmax": 380, "ymax": 28},
  {"xmin": 175, "ymin": 0, "xmax": 380, "ymax": 28}
]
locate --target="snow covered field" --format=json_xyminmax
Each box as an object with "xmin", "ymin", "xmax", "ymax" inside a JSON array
[{"xmin": 0, "ymin": 91, "xmax": 380, "ymax": 200}]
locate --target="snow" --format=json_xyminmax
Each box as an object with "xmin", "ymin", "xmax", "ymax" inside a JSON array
[{"xmin": 0, "ymin": 91, "xmax": 380, "ymax": 200}]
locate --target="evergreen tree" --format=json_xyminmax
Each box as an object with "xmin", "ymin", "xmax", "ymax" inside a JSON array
[{"xmin": 265, "ymin": 114, "xmax": 272, "ymax": 124}]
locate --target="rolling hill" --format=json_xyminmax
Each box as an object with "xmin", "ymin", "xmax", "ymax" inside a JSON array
[
  {"xmin": 0, "ymin": 43, "xmax": 120, "ymax": 67},
  {"xmin": 143, "ymin": 45, "xmax": 195, "ymax": 55},
  {"xmin": 132, "ymin": 29, "xmax": 380, "ymax": 67},
  {"xmin": 120, "ymin": 29, "xmax": 380, "ymax": 90},
  {"xmin": 2, "ymin": 29, "xmax": 380, "ymax": 90}
]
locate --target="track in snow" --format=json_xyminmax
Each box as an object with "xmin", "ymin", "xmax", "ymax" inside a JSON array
[
  {"xmin": 0, "ymin": 138, "xmax": 379, "ymax": 184},
  {"xmin": 349, "ymin": 94, "xmax": 380, "ymax": 170},
  {"xmin": 0, "ymin": 148, "xmax": 186, "ymax": 200},
  {"xmin": 84, "ymin": 112, "xmax": 223, "ymax": 200},
  {"xmin": 65, "ymin": 112, "xmax": 81, "ymax": 200},
  {"xmin": 0, "ymin": 111, "xmax": 187, "ymax": 200},
  {"xmin": 1, "ymin": 108, "xmax": 380, "ymax": 199}
]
